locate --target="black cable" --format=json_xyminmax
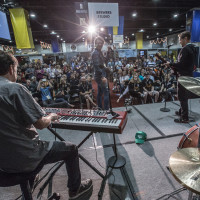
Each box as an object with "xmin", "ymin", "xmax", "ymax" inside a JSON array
[{"xmin": 92, "ymin": 134, "xmax": 105, "ymax": 169}]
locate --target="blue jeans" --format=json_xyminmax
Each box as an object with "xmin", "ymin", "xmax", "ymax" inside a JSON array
[
  {"xmin": 95, "ymin": 78, "xmax": 109, "ymax": 110},
  {"xmin": 37, "ymin": 141, "xmax": 81, "ymax": 192}
]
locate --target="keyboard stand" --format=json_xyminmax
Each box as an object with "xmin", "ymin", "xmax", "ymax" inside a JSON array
[{"xmin": 38, "ymin": 127, "xmax": 137, "ymax": 200}]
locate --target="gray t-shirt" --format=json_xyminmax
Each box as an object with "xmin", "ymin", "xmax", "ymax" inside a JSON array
[{"xmin": 0, "ymin": 76, "xmax": 52, "ymax": 173}]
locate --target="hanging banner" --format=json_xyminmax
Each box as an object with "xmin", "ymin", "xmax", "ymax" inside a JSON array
[
  {"xmin": 108, "ymin": 16, "xmax": 124, "ymax": 35},
  {"xmin": 9, "ymin": 8, "xmax": 34, "ymax": 49},
  {"xmin": 88, "ymin": 3, "xmax": 119, "ymax": 27},
  {"xmin": 136, "ymin": 33, "xmax": 143, "ymax": 49},
  {"xmin": 51, "ymin": 38, "xmax": 60, "ymax": 53}
]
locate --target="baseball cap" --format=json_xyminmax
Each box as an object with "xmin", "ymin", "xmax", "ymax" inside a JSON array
[{"xmin": 135, "ymin": 131, "xmax": 147, "ymax": 144}]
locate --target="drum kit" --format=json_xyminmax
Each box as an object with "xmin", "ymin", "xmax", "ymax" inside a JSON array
[{"xmin": 169, "ymin": 76, "xmax": 200, "ymax": 199}]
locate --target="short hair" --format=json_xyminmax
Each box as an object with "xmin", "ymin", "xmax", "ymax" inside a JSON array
[
  {"xmin": 0, "ymin": 50, "xmax": 15, "ymax": 75},
  {"xmin": 179, "ymin": 31, "xmax": 191, "ymax": 40},
  {"xmin": 94, "ymin": 36, "xmax": 104, "ymax": 45}
]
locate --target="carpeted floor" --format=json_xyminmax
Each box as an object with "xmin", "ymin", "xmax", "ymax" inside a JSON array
[{"xmin": 92, "ymin": 80, "xmax": 124, "ymax": 108}]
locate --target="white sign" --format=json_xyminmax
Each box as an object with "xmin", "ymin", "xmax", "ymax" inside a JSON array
[
  {"xmin": 113, "ymin": 35, "xmax": 124, "ymax": 43},
  {"xmin": 88, "ymin": 3, "xmax": 119, "ymax": 27}
]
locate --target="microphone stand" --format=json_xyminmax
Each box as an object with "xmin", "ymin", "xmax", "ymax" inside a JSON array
[
  {"xmin": 160, "ymin": 67, "xmax": 170, "ymax": 112},
  {"xmin": 106, "ymin": 74, "xmax": 120, "ymax": 118}
]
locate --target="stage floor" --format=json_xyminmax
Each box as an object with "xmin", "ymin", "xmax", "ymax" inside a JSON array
[{"xmin": 1, "ymin": 99, "xmax": 200, "ymax": 200}]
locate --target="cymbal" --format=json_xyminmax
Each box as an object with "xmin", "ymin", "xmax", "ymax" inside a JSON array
[
  {"xmin": 178, "ymin": 76, "xmax": 200, "ymax": 97},
  {"xmin": 169, "ymin": 148, "xmax": 200, "ymax": 194}
]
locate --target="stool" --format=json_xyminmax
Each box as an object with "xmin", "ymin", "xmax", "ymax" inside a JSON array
[{"xmin": 0, "ymin": 165, "xmax": 43, "ymax": 200}]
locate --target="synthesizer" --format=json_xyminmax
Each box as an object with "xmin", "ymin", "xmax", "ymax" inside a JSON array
[{"xmin": 44, "ymin": 108, "xmax": 128, "ymax": 134}]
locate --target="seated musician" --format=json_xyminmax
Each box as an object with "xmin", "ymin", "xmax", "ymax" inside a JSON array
[
  {"xmin": 142, "ymin": 73, "xmax": 159, "ymax": 103},
  {"xmin": 0, "ymin": 51, "xmax": 92, "ymax": 200}
]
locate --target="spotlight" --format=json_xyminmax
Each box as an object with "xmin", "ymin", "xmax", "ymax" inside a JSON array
[
  {"xmin": 30, "ymin": 13, "xmax": 36, "ymax": 18},
  {"xmin": 9, "ymin": 40, "xmax": 12, "ymax": 43},
  {"xmin": 173, "ymin": 14, "xmax": 178, "ymax": 18},
  {"xmin": 132, "ymin": 13, "xmax": 137, "ymax": 17},
  {"xmin": 153, "ymin": 22, "xmax": 157, "ymax": 26},
  {"xmin": 169, "ymin": 28, "xmax": 173, "ymax": 32},
  {"xmin": 140, "ymin": 29, "xmax": 144, "ymax": 32},
  {"xmin": 156, "ymin": 32, "xmax": 159, "ymax": 35},
  {"xmin": 88, "ymin": 25, "xmax": 96, "ymax": 34},
  {"xmin": 57, "ymin": 35, "xmax": 60, "ymax": 38},
  {"xmin": 51, "ymin": 31, "xmax": 56, "ymax": 34},
  {"xmin": 132, "ymin": 33, "xmax": 135, "ymax": 36},
  {"xmin": 43, "ymin": 24, "xmax": 48, "ymax": 28}
]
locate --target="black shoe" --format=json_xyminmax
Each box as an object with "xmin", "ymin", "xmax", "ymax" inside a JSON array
[
  {"xmin": 175, "ymin": 111, "xmax": 181, "ymax": 116},
  {"xmin": 174, "ymin": 118, "xmax": 189, "ymax": 123},
  {"xmin": 69, "ymin": 179, "xmax": 93, "ymax": 200}
]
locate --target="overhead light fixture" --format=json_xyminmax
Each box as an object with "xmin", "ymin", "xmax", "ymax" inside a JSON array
[
  {"xmin": 173, "ymin": 14, "xmax": 178, "ymax": 18},
  {"xmin": 63, "ymin": 41, "xmax": 65, "ymax": 42},
  {"xmin": 30, "ymin": 13, "xmax": 36, "ymax": 18},
  {"xmin": 57, "ymin": 35, "xmax": 60, "ymax": 38},
  {"xmin": 140, "ymin": 29, "xmax": 144, "ymax": 32},
  {"xmin": 35, "ymin": 39, "xmax": 38, "ymax": 41},
  {"xmin": 147, "ymin": 36, "xmax": 149, "ymax": 39},
  {"xmin": 9, "ymin": 40, "xmax": 12, "ymax": 43},
  {"xmin": 125, "ymin": 36, "xmax": 128, "ymax": 39},
  {"xmin": 132, "ymin": 12, "xmax": 137, "ymax": 17},
  {"xmin": 169, "ymin": 28, "xmax": 173, "ymax": 32},
  {"xmin": 156, "ymin": 32, "xmax": 159, "ymax": 35},
  {"xmin": 82, "ymin": 30, "xmax": 86, "ymax": 33},
  {"xmin": 61, "ymin": 38, "xmax": 63, "ymax": 40},
  {"xmin": 51, "ymin": 31, "xmax": 56, "ymax": 34},
  {"xmin": 132, "ymin": 33, "xmax": 135, "ymax": 36},
  {"xmin": 43, "ymin": 24, "xmax": 48, "ymax": 28},
  {"xmin": 153, "ymin": 22, "xmax": 157, "ymax": 26},
  {"xmin": 105, "ymin": 37, "xmax": 107, "ymax": 39},
  {"xmin": 100, "ymin": 27, "xmax": 104, "ymax": 31},
  {"xmin": 88, "ymin": 25, "xmax": 96, "ymax": 34}
]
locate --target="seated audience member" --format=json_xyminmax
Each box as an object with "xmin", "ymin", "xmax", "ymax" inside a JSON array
[
  {"xmin": 142, "ymin": 73, "xmax": 159, "ymax": 103},
  {"xmin": 52, "ymin": 82, "xmax": 74, "ymax": 108},
  {"xmin": 0, "ymin": 51, "xmax": 93, "ymax": 200},
  {"xmin": 37, "ymin": 79, "xmax": 54, "ymax": 106},
  {"xmin": 117, "ymin": 75, "xmax": 146, "ymax": 103},
  {"xmin": 119, "ymin": 70, "xmax": 130, "ymax": 94},
  {"xmin": 79, "ymin": 76, "xmax": 96, "ymax": 109}
]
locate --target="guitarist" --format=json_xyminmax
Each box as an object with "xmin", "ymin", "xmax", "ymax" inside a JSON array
[{"xmin": 165, "ymin": 31, "xmax": 196, "ymax": 123}]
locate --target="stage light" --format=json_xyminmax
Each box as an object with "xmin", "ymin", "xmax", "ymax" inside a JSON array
[
  {"xmin": 30, "ymin": 13, "xmax": 36, "ymax": 18},
  {"xmin": 43, "ymin": 24, "xmax": 48, "ymax": 28},
  {"xmin": 132, "ymin": 12, "xmax": 137, "ymax": 17},
  {"xmin": 173, "ymin": 14, "xmax": 178, "ymax": 18},
  {"xmin": 100, "ymin": 27, "xmax": 104, "ymax": 31},
  {"xmin": 88, "ymin": 25, "xmax": 96, "ymax": 34},
  {"xmin": 153, "ymin": 22, "xmax": 157, "ymax": 26}
]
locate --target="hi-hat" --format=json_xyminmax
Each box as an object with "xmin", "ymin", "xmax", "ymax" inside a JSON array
[
  {"xmin": 169, "ymin": 148, "xmax": 200, "ymax": 194},
  {"xmin": 178, "ymin": 76, "xmax": 200, "ymax": 97}
]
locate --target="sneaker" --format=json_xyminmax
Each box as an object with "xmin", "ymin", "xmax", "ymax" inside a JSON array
[
  {"xmin": 174, "ymin": 118, "xmax": 189, "ymax": 123},
  {"xmin": 69, "ymin": 179, "xmax": 93, "ymax": 200},
  {"xmin": 175, "ymin": 111, "xmax": 181, "ymax": 116}
]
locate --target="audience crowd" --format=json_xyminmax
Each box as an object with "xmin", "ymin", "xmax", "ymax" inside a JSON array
[{"xmin": 16, "ymin": 50, "xmax": 178, "ymax": 109}]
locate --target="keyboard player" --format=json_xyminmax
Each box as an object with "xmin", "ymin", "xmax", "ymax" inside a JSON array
[{"xmin": 0, "ymin": 51, "xmax": 92, "ymax": 200}]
